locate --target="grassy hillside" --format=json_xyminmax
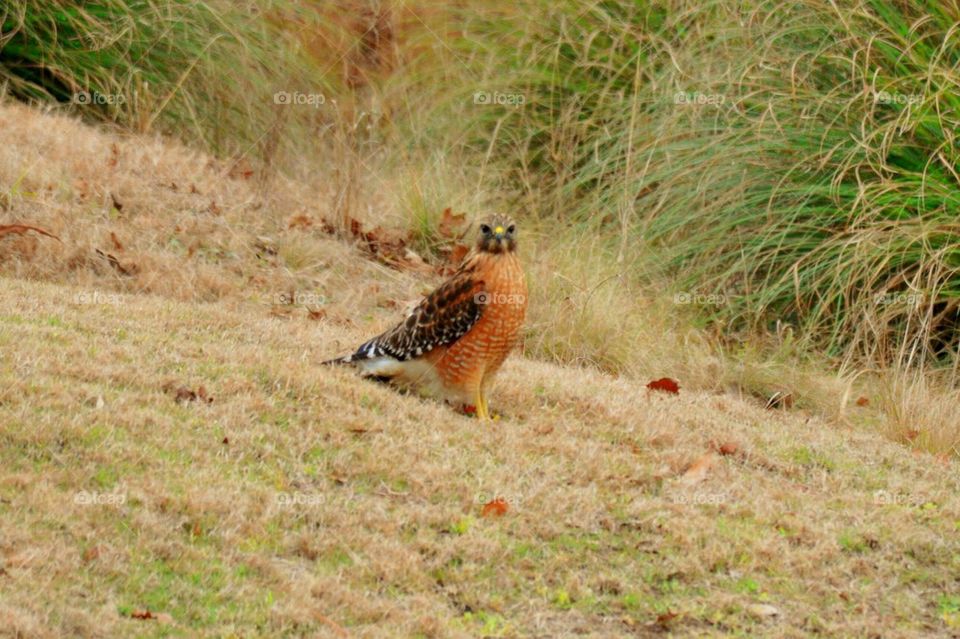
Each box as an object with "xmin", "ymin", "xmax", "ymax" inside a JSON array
[
  {"xmin": 1, "ymin": 96, "xmax": 959, "ymax": 639},
  {"xmin": 2, "ymin": 0, "xmax": 960, "ymax": 636},
  {"xmin": 4, "ymin": 3, "xmax": 960, "ymax": 421}
]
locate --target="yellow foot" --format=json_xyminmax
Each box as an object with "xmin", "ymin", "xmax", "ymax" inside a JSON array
[
  {"xmin": 479, "ymin": 394, "xmax": 501, "ymax": 420},
  {"xmin": 474, "ymin": 391, "xmax": 490, "ymax": 421}
]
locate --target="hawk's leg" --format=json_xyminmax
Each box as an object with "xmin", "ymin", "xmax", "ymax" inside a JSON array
[
  {"xmin": 474, "ymin": 387, "xmax": 490, "ymax": 420},
  {"xmin": 479, "ymin": 391, "xmax": 490, "ymax": 420}
]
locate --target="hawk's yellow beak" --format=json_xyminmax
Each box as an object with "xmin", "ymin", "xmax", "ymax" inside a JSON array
[{"xmin": 494, "ymin": 225, "xmax": 505, "ymax": 236}]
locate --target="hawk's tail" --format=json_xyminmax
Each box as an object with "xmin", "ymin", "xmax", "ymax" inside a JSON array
[{"xmin": 323, "ymin": 337, "xmax": 388, "ymax": 366}]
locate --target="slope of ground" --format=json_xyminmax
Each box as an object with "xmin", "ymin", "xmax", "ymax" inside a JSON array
[
  {"xmin": 3, "ymin": 276, "xmax": 959, "ymax": 638},
  {"xmin": 1, "ymin": 103, "xmax": 959, "ymax": 638}
]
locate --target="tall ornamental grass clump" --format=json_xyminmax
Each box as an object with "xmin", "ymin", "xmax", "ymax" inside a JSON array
[
  {"xmin": 0, "ymin": 0, "xmax": 333, "ymax": 156},
  {"xmin": 436, "ymin": 0, "xmax": 960, "ymax": 369}
]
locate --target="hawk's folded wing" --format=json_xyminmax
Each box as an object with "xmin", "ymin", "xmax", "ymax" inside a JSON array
[{"xmin": 331, "ymin": 264, "xmax": 485, "ymax": 364}]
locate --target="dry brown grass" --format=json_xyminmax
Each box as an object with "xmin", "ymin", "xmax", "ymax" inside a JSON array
[{"xmin": 2, "ymin": 103, "xmax": 960, "ymax": 637}]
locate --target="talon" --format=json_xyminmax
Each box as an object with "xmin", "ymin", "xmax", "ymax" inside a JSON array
[{"xmin": 474, "ymin": 391, "xmax": 489, "ymax": 420}]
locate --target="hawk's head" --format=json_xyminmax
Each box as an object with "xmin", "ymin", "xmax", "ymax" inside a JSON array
[{"xmin": 476, "ymin": 214, "xmax": 518, "ymax": 254}]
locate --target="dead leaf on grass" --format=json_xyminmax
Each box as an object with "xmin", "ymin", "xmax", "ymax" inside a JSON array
[
  {"xmin": 481, "ymin": 497, "xmax": 508, "ymax": 517},
  {"xmin": 227, "ymin": 158, "xmax": 255, "ymax": 180},
  {"xmin": 680, "ymin": 452, "xmax": 716, "ymax": 485},
  {"xmin": 0, "ymin": 224, "xmax": 62, "ymax": 242},
  {"xmin": 82, "ymin": 545, "xmax": 103, "ymax": 563},
  {"xmin": 107, "ymin": 143, "xmax": 120, "ymax": 168},
  {"xmin": 653, "ymin": 610, "xmax": 679, "ymax": 629},
  {"xmin": 710, "ymin": 441, "xmax": 740, "ymax": 456},
  {"xmin": 130, "ymin": 610, "xmax": 173, "ymax": 624},
  {"xmin": 438, "ymin": 207, "xmax": 467, "ymax": 239},
  {"xmin": 647, "ymin": 377, "xmax": 680, "ymax": 394},
  {"xmin": 438, "ymin": 242, "xmax": 471, "ymax": 275},
  {"xmin": 109, "ymin": 192, "xmax": 123, "ymax": 213},
  {"xmin": 287, "ymin": 214, "xmax": 313, "ymax": 229},
  {"xmin": 173, "ymin": 386, "xmax": 213, "ymax": 405},
  {"xmin": 95, "ymin": 249, "xmax": 136, "ymax": 276}
]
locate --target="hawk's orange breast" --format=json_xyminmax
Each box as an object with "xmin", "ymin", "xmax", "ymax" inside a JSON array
[{"xmin": 427, "ymin": 251, "xmax": 527, "ymax": 396}]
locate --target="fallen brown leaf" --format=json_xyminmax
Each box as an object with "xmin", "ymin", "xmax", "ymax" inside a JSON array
[
  {"xmin": 110, "ymin": 192, "xmax": 123, "ymax": 213},
  {"xmin": 654, "ymin": 610, "xmax": 679, "ymax": 628},
  {"xmin": 173, "ymin": 386, "xmax": 213, "ymax": 405},
  {"xmin": 647, "ymin": 377, "xmax": 680, "ymax": 394},
  {"xmin": 196, "ymin": 386, "xmax": 213, "ymax": 404},
  {"xmin": 439, "ymin": 243, "xmax": 471, "ymax": 274},
  {"xmin": 287, "ymin": 214, "xmax": 313, "ymax": 229},
  {"xmin": 0, "ymin": 224, "xmax": 62, "ymax": 242},
  {"xmin": 856, "ymin": 396, "xmax": 870, "ymax": 407},
  {"xmin": 227, "ymin": 158, "xmax": 255, "ymax": 180},
  {"xmin": 174, "ymin": 387, "xmax": 197, "ymax": 404},
  {"xmin": 481, "ymin": 497, "xmax": 508, "ymax": 518},
  {"xmin": 438, "ymin": 207, "xmax": 467, "ymax": 239},
  {"xmin": 130, "ymin": 609, "xmax": 172, "ymax": 623},
  {"xmin": 710, "ymin": 441, "xmax": 739, "ymax": 456},
  {"xmin": 82, "ymin": 545, "xmax": 103, "ymax": 563},
  {"xmin": 680, "ymin": 452, "xmax": 716, "ymax": 485},
  {"xmin": 95, "ymin": 249, "xmax": 136, "ymax": 277}
]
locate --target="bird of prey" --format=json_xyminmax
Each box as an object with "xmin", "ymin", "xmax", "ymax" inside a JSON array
[{"xmin": 325, "ymin": 214, "xmax": 527, "ymax": 420}]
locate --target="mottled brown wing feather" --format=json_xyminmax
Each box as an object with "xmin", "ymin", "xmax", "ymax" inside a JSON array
[{"xmin": 344, "ymin": 263, "xmax": 485, "ymax": 362}]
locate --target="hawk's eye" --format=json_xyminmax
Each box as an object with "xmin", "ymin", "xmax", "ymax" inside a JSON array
[
  {"xmin": 480, "ymin": 224, "xmax": 491, "ymax": 235},
  {"xmin": 506, "ymin": 225, "xmax": 515, "ymax": 235}
]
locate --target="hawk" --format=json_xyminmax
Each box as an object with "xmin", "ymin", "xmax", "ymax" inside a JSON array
[{"xmin": 325, "ymin": 215, "xmax": 527, "ymax": 420}]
